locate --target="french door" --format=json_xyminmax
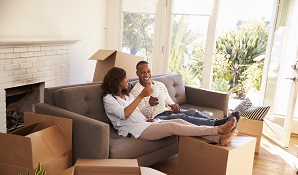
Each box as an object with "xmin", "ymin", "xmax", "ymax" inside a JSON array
[{"xmin": 262, "ymin": 0, "xmax": 298, "ymax": 147}]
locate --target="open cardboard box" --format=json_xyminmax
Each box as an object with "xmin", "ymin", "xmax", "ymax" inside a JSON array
[
  {"xmin": 59, "ymin": 159, "xmax": 166, "ymax": 175},
  {"xmin": 237, "ymin": 117, "xmax": 264, "ymax": 153},
  {"xmin": 89, "ymin": 49, "xmax": 144, "ymax": 82},
  {"xmin": 177, "ymin": 135, "xmax": 256, "ymax": 175},
  {"xmin": 0, "ymin": 112, "xmax": 72, "ymax": 175}
]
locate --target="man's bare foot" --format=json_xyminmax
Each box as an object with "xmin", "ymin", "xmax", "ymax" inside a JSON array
[
  {"xmin": 219, "ymin": 129, "xmax": 238, "ymax": 146},
  {"xmin": 217, "ymin": 117, "xmax": 236, "ymax": 134}
]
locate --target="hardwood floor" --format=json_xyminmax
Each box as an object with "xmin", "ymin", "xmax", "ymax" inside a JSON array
[{"xmin": 150, "ymin": 134, "xmax": 298, "ymax": 175}]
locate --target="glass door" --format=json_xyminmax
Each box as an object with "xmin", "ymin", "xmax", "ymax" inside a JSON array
[{"xmin": 262, "ymin": 0, "xmax": 298, "ymax": 147}]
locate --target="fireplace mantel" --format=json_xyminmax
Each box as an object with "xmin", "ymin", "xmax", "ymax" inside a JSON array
[
  {"xmin": 0, "ymin": 38, "xmax": 79, "ymax": 133},
  {"xmin": 0, "ymin": 37, "xmax": 80, "ymax": 47}
]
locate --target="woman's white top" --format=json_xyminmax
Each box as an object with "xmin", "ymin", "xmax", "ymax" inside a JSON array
[{"xmin": 103, "ymin": 93, "xmax": 153, "ymax": 138}]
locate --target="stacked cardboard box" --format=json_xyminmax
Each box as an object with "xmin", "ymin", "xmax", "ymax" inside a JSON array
[
  {"xmin": 177, "ymin": 135, "xmax": 256, "ymax": 175},
  {"xmin": 0, "ymin": 112, "xmax": 72, "ymax": 175},
  {"xmin": 237, "ymin": 117, "xmax": 264, "ymax": 153}
]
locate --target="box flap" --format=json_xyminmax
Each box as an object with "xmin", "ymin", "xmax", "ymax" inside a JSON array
[
  {"xmin": 0, "ymin": 133, "xmax": 33, "ymax": 168},
  {"xmin": 89, "ymin": 49, "xmax": 116, "ymax": 61},
  {"xmin": 114, "ymin": 51, "xmax": 143, "ymax": 65},
  {"xmin": 24, "ymin": 112, "xmax": 72, "ymax": 146},
  {"xmin": 42, "ymin": 150, "xmax": 72, "ymax": 175},
  {"xmin": 59, "ymin": 166, "xmax": 75, "ymax": 175},
  {"xmin": 28, "ymin": 125, "xmax": 72, "ymax": 168},
  {"xmin": 12, "ymin": 123, "xmax": 39, "ymax": 136}
]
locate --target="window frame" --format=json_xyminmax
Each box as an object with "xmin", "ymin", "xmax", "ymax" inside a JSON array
[{"xmin": 106, "ymin": 0, "xmax": 220, "ymax": 88}]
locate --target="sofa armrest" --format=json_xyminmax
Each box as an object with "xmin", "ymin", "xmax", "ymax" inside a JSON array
[
  {"xmin": 185, "ymin": 86, "xmax": 229, "ymax": 117},
  {"xmin": 34, "ymin": 103, "xmax": 110, "ymax": 164}
]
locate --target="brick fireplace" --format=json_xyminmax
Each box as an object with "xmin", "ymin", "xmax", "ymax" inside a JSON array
[{"xmin": 0, "ymin": 38, "xmax": 78, "ymax": 133}]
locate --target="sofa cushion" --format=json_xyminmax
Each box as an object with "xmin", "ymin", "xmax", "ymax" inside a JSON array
[
  {"xmin": 234, "ymin": 98, "xmax": 270, "ymax": 121},
  {"xmin": 109, "ymin": 135, "xmax": 178, "ymax": 159},
  {"xmin": 54, "ymin": 84, "xmax": 112, "ymax": 124}
]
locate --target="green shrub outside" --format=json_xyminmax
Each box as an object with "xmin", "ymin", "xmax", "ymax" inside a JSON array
[{"xmin": 212, "ymin": 19, "xmax": 269, "ymax": 98}]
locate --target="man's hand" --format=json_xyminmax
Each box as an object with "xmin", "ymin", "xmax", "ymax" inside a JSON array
[
  {"xmin": 149, "ymin": 96, "xmax": 158, "ymax": 106},
  {"xmin": 168, "ymin": 104, "xmax": 180, "ymax": 114},
  {"xmin": 146, "ymin": 116, "xmax": 154, "ymax": 122}
]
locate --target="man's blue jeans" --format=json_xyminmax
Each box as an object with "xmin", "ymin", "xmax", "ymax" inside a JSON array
[{"xmin": 155, "ymin": 109, "xmax": 216, "ymax": 126}]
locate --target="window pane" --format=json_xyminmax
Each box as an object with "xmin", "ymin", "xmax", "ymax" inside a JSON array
[
  {"xmin": 122, "ymin": 0, "xmax": 156, "ymax": 63},
  {"xmin": 122, "ymin": 0, "xmax": 155, "ymax": 13},
  {"xmin": 169, "ymin": 1, "xmax": 209, "ymax": 86},
  {"xmin": 213, "ymin": 0, "xmax": 274, "ymax": 101},
  {"xmin": 172, "ymin": 0, "xmax": 213, "ymax": 15}
]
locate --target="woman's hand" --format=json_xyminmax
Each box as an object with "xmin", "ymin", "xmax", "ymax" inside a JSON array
[{"xmin": 140, "ymin": 86, "xmax": 152, "ymax": 97}]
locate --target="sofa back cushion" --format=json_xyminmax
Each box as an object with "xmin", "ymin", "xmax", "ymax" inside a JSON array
[
  {"xmin": 130, "ymin": 74, "xmax": 186, "ymax": 105},
  {"xmin": 153, "ymin": 74, "xmax": 186, "ymax": 104},
  {"xmin": 54, "ymin": 84, "xmax": 112, "ymax": 124}
]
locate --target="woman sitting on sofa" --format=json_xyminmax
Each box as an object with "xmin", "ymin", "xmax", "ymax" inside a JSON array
[{"xmin": 101, "ymin": 67, "xmax": 238, "ymax": 146}]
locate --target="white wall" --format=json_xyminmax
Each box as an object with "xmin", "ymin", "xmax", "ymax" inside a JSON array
[{"xmin": 0, "ymin": 0, "xmax": 107, "ymax": 84}]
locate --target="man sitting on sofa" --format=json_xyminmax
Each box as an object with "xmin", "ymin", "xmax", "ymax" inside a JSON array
[{"xmin": 130, "ymin": 61, "xmax": 239, "ymax": 126}]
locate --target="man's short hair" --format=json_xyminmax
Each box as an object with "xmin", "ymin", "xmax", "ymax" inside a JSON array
[{"xmin": 136, "ymin": 61, "xmax": 149, "ymax": 70}]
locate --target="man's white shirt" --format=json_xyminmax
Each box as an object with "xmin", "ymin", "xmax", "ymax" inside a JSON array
[{"xmin": 130, "ymin": 81, "xmax": 174, "ymax": 117}]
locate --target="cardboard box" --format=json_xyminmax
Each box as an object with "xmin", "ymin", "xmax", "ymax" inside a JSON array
[
  {"xmin": 75, "ymin": 159, "xmax": 140, "ymax": 175},
  {"xmin": 0, "ymin": 112, "xmax": 72, "ymax": 175},
  {"xmin": 177, "ymin": 135, "xmax": 256, "ymax": 175},
  {"xmin": 58, "ymin": 161, "xmax": 165, "ymax": 175},
  {"xmin": 89, "ymin": 49, "xmax": 144, "ymax": 82},
  {"xmin": 237, "ymin": 117, "xmax": 263, "ymax": 153}
]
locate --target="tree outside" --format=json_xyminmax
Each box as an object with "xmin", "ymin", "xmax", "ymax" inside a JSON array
[
  {"xmin": 169, "ymin": 15, "xmax": 205, "ymax": 85},
  {"xmin": 213, "ymin": 19, "xmax": 269, "ymax": 99},
  {"xmin": 122, "ymin": 13, "xmax": 155, "ymax": 63}
]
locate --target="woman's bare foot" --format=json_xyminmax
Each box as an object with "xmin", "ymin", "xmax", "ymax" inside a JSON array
[
  {"xmin": 217, "ymin": 117, "xmax": 236, "ymax": 134},
  {"xmin": 219, "ymin": 129, "xmax": 238, "ymax": 146}
]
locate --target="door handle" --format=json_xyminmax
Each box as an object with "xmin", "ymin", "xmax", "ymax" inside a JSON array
[
  {"xmin": 291, "ymin": 60, "xmax": 298, "ymax": 70},
  {"xmin": 285, "ymin": 77, "xmax": 296, "ymax": 81}
]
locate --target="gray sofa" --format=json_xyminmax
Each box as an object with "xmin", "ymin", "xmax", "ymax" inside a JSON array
[{"xmin": 34, "ymin": 73, "xmax": 229, "ymax": 166}]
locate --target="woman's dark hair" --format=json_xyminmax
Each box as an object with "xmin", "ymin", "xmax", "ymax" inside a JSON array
[{"xmin": 101, "ymin": 67, "xmax": 129, "ymax": 98}]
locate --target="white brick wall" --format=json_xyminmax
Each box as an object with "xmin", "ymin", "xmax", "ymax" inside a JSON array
[{"xmin": 0, "ymin": 41, "xmax": 74, "ymax": 133}]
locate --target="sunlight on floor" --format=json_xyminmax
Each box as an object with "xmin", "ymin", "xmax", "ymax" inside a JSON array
[{"xmin": 261, "ymin": 138, "xmax": 298, "ymax": 171}]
